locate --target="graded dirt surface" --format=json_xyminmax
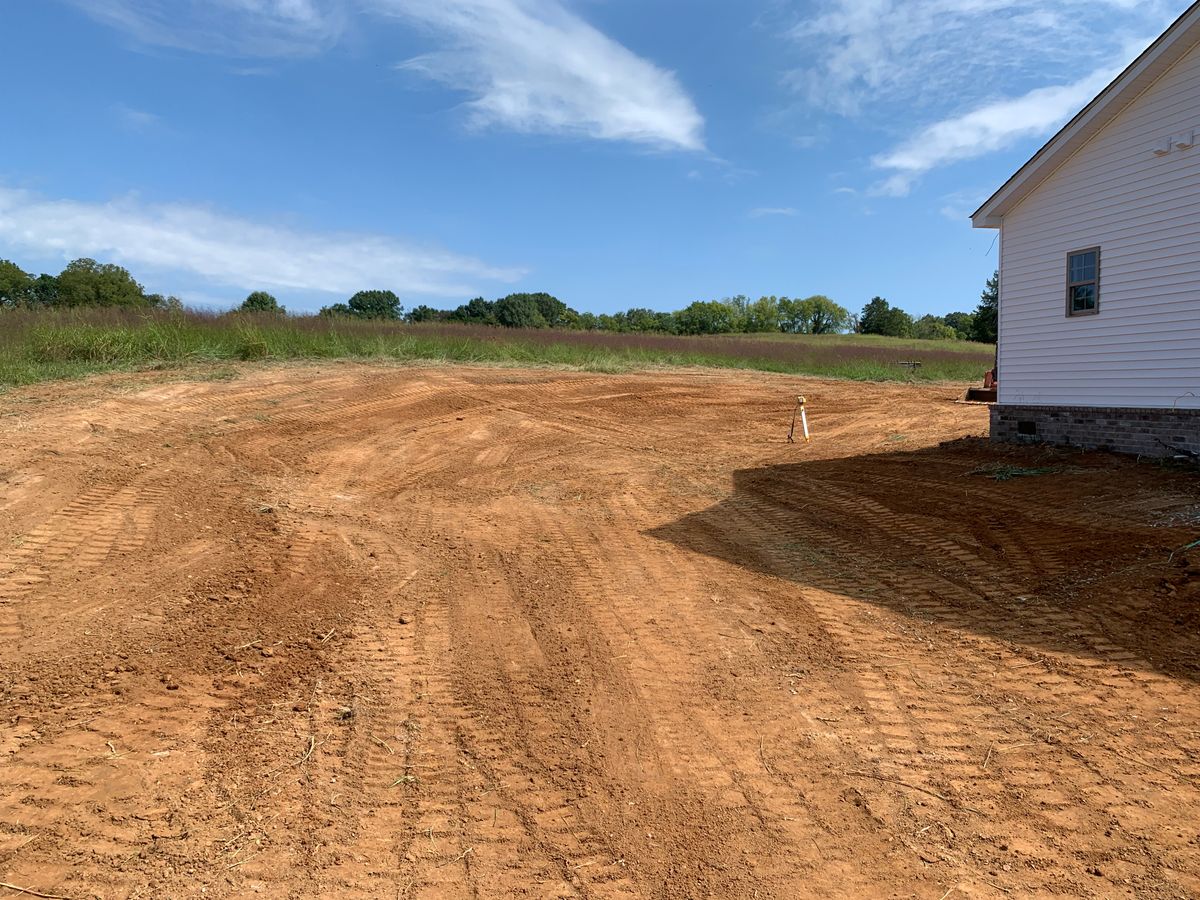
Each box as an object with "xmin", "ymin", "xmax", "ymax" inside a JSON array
[{"xmin": 1, "ymin": 364, "xmax": 1198, "ymax": 900}]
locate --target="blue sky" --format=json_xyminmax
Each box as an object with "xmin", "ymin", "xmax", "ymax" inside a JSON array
[{"xmin": 0, "ymin": 0, "xmax": 1186, "ymax": 316}]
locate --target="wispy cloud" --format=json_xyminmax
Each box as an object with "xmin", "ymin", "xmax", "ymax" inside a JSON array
[
  {"xmin": 938, "ymin": 187, "xmax": 994, "ymax": 222},
  {"xmin": 871, "ymin": 64, "xmax": 1122, "ymax": 196},
  {"xmin": 788, "ymin": 0, "xmax": 1171, "ymax": 116},
  {"xmin": 68, "ymin": 0, "xmax": 348, "ymax": 57},
  {"xmin": 381, "ymin": 0, "xmax": 704, "ymax": 151},
  {"xmin": 68, "ymin": 0, "xmax": 704, "ymax": 152},
  {"xmin": 0, "ymin": 188, "xmax": 524, "ymax": 297},
  {"xmin": 748, "ymin": 207, "xmax": 798, "ymax": 218},
  {"xmin": 786, "ymin": 0, "xmax": 1174, "ymax": 192},
  {"xmin": 114, "ymin": 104, "xmax": 164, "ymax": 133}
]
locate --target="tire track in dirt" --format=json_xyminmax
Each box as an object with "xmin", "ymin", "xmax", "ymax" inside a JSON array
[
  {"xmin": 678, "ymin": 490, "xmax": 1096, "ymax": 892},
  {"xmin": 503, "ymin": 492, "xmax": 929, "ymax": 898},
  {"xmin": 434, "ymin": 505, "xmax": 641, "ymax": 898},
  {"xmin": 671, "ymin": 474, "xmax": 1200, "ymax": 895},
  {"xmin": 0, "ymin": 481, "xmax": 170, "ymax": 652},
  {"xmin": 2, "ymin": 365, "xmax": 1198, "ymax": 899}
]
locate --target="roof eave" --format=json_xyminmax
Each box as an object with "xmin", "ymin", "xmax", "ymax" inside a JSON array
[{"xmin": 970, "ymin": 1, "xmax": 1200, "ymax": 226}]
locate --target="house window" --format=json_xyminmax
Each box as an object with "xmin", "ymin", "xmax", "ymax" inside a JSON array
[{"xmin": 1067, "ymin": 248, "xmax": 1100, "ymax": 316}]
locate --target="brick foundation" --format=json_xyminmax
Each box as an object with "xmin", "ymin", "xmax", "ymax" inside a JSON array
[{"xmin": 990, "ymin": 404, "xmax": 1200, "ymax": 458}]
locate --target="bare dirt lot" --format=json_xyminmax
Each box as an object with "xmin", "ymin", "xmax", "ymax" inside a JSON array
[{"xmin": 1, "ymin": 364, "xmax": 1199, "ymax": 900}]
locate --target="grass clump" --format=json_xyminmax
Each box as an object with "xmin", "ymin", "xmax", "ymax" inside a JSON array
[
  {"xmin": 972, "ymin": 464, "xmax": 1060, "ymax": 481},
  {"xmin": 0, "ymin": 307, "xmax": 996, "ymax": 391}
]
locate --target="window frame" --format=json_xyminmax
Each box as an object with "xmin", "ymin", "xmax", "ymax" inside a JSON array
[{"xmin": 1065, "ymin": 247, "xmax": 1101, "ymax": 317}]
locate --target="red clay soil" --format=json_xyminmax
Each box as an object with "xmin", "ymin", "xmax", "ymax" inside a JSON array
[{"xmin": 0, "ymin": 363, "xmax": 1198, "ymax": 900}]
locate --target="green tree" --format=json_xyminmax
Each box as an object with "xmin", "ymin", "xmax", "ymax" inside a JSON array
[
  {"xmin": 914, "ymin": 314, "xmax": 958, "ymax": 340},
  {"xmin": 742, "ymin": 296, "xmax": 781, "ymax": 333},
  {"xmin": 406, "ymin": 304, "xmax": 443, "ymax": 323},
  {"xmin": 0, "ymin": 259, "xmax": 32, "ymax": 307},
  {"xmin": 448, "ymin": 297, "xmax": 496, "ymax": 325},
  {"xmin": 320, "ymin": 302, "xmax": 352, "ymax": 317},
  {"xmin": 970, "ymin": 271, "xmax": 998, "ymax": 343},
  {"xmin": 29, "ymin": 274, "xmax": 60, "ymax": 306},
  {"xmin": 55, "ymin": 258, "xmax": 148, "ymax": 307},
  {"xmin": 777, "ymin": 297, "xmax": 801, "ymax": 333},
  {"xmin": 794, "ymin": 295, "xmax": 850, "ymax": 334},
  {"xmin": 858, "ymin": 296, "xmax": 890, "ymax": 335},
  {"xmin": 621, "ymin": 307, "xmax": 666, "ymax": 332},
  {"xmin": 240, "ymin": 291, "xmax": 285, "ymax": 314},
  {"xmin": 494, "ymin": 293, "xmax": 547, "ymax": 328},
  {"xmin": 943, "ymin": 311, "xmax": 976, "ymax": 340},
  {"xmin": 721, "ymin": 295, "xmax": 752, "ymax": 332},
  {"xmin": 859, "ymin": 296, "xmax": 914, "ymax": 337},
  {"xmin": 675, "ymin": 300, "xmax": 737, "ymax": 335},
  {"xmin": 525, "ymin": 293, "xmax": 570, "ymax": 327},
  {"xmin": 347, "ymin": 289, "xmax": 402, "ymax": 320}
]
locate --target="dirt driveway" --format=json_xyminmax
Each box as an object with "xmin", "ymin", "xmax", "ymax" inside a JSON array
[{"xmin": 0, "ymin": 364, "xmax": 1198, "ymax": 899}]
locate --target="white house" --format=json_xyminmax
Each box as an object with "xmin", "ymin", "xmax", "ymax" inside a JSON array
[{"xmin": 972, "ymin": 1, "xmax": 1200, "ymax": 457}]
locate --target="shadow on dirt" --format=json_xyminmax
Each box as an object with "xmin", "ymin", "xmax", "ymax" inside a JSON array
[{"xmin": 649, "ymin": 438, "xmax": 1200, "ymax": 682}]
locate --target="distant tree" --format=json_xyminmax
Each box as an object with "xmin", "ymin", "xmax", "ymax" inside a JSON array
[
  {"xmin": 970, "ymin": 271, "xmax": 998, "ymax": 343},
  {"xmin": 0, "ymin": 259, "xmax": 32, "ymax": 308},
  {"xmin": 145, "ymin": 293, "xmax": 185, "ymax": 312},
  {"xmin": 742, "ymin": 296, "xmax": 781, "ymax": 333},
  {"xmin": 718, "ymin": 295, "xmax": 752, "ymax": 332},
  {"xmin": 859, "ymin": 296, "xmax": 914, "ymax": 337},
  {"xmin": 777, "ymin": 297, "xmax": 801, "ymax": 333},
  {"xmin": 576, "ymin": 311, "xmax": 599, "ymax": 331},
  {"xmin": 788, "ymin": 295, "xmax": 850, "ymax": 334},
  {"xmin": 448, "ymin": 297, "xmax": 496, "ymax": 325},
  {"xmin": 557, "ymin": 308, "xmax": 584, "ymax": 329},
  {"xmin": 526, "ymin": 293, "xmax": 570, "ymax": 327},
  {"xmin": 319, "ymin": 302, "xmax": 352, "ymax": 317},
  {"xmin": 914, "ymin": 314, "xmax": 959, "ymax": 341},
  {"xmin": 943, "ymin": 311, "xmax": 976, "ymax": 340},
  {"xmin": 347, "ymin": 289, "xmax": 402, "ymax": 320},
  {"xmin": 858, "ymin": 296, "xmax": 890, "ymax": 335},
  {"xmin": 240, "ymin": 291, "xmax": 285, "ymax": 314},
  {"xmin": 675, "ymin": 300, "xmax": 737, "ymax": 335},
  {"xmin": 494, "ymin": 293, "xmax": 547, "ymax": 328},
  {"xmin": 406, "ymin": 304, "xmax": 443, "ymax": 323},
  {"xmin": 29, "ymin": 274, "xmax": 60, "ymax": 307},
  {"xmin": 618, "ymin": 307, "xmax": 663, "ymax": 332},
  {"xmin": 55, "ymin": 258, "xmax": 148, "ymax": 307}
]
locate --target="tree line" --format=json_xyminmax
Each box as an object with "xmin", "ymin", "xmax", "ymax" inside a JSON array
[
  {"xmin": 339, "ymin": 281, "xmax": 998, "ymax": 343},
  {"xmin": 0, "ymin": 255, "xmax": 999, "ymax": 344},
  {"xmin": 0, "ymin": 257, "xmax": 183, "ymax": 310}
]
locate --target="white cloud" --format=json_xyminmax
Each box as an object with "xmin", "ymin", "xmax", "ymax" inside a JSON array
[
  {"xmin": 748, "ymin": 207, "xmax": 798, "ymax": 218},
  {"xmin": 938, "ymin": 187, "xmax": 993, "ymax": 222},
  {"xmin": 871, "ymin": 64, "xmax": 1122, "ymax": 196},
  {"xmin": 785, "ymin": 0, "xmax": 1175, "ymax": 193},
  {"xmin": 381, "ymin": 0, "xmax": 704, "ymax": 151},
  {"xmin": 69, "ymin": 0, "xmax": 704, "ymax": 152},
  {"xmin": 69, "ymin": 0, "xmax": 348, "ymax": 57},
  {"xmin": 0, "ymin": 188, "xmax": 524, "ymax": 298},
  {"xmin": 114, "ymin": 104, "xmax": 164, "ymax": 133},
  {"xmin": 789, "ymin": 0, "xmax": 1173, "ymax": 116}
]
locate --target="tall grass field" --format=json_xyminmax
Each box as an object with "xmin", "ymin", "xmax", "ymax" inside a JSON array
[{"xmin": 0, "ymin": 308, "xmax": 995, "ymax": 390}]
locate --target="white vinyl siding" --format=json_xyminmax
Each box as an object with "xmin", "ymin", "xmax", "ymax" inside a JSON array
[{"xmin": 999, "ymin": 40, "xmax": 1200, "ymax": 409}]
